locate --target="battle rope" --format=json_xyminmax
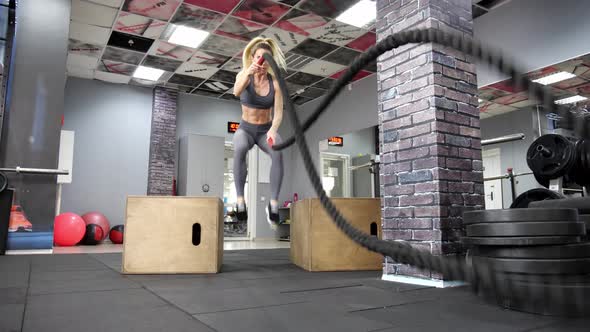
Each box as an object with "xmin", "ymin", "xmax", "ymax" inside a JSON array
[{"xmin": 263, "ymin": 27, "xmax": 589, "ymax": 315}]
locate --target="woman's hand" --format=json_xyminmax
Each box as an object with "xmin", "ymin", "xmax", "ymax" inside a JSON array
[
  {"xmin": 247, "ymin": 61, "xmax": 263, "ymax": 76},
  {"xmin": 266, "ymin": 129, "xmax": 277, "ymax": 147}
]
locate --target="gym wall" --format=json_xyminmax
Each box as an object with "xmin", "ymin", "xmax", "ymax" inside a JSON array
[
  {"xmin": 480, "ymin": 107, "xmax": 540, "ymax": 208},
  {"xmin": 287, "ymin": 75, "xmax": 379, "ymax": 199},
  {"xmin": 474, "ymin": 0, "xmax": 590, "ymax": 87},
  {"xmin": 61, "ymin": 77, "xmax": 153, "ymax": 227}
]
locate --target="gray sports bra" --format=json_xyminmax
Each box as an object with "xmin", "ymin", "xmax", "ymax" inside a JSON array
[{"xmin": 240, "ymin": 74, "xmax": 275, "ymax": 109}]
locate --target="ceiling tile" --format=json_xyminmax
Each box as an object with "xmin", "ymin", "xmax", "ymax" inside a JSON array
[
  {"xmin": 149, "ymin": 40, "xmax": 195, "ymax": 62},
  {"xmin": 273, "ymin": 0, "xmax": 301, "ymax": 5},
  {"xmin": 69, "ymin": 22, "xmax": 111, "ymax": 45},
  {"xmin": 287, "ymin": 71, "xmax": 323, "ymax": 85},
  {"xmin": 95, "ymin": 71, "xmax": 132, "ymax": 84},
  {"xmin": 491, "ymin": 91, "xmax": 530, "ymax": 105},
  {"xmin": 192, "ymin": 88, "xmax": 223, "ymax": 98},
  {"xmin": 312, "ymin": 77, "xmax": 334, "ymax": 89},
  {"xmin": 101, "ymin": 46, "xmax": 145, "ymax": 65},
  {"xmin": 201, "ymin": 80, "xmax": 233, "ymax": 93},
  {"xmin": 284, "ymin": 52, "xmax": 314, "ymax": 70},
  {"xmin": 176, "ymin": 62, "xmax": 219, "ymax": 79},
  {"xmin": 321, "ymin": 47, "xmax": 360, "ymax": 66},
  {"xmin": 86, "ymin": 0, "xmax": 124, "ymax": 8},
  {"xmin": 71, "ymin": 0, "xmax": 118, "ymax": 28},
  {"xmin": 122, "ymin": 0, "xmax": 182, "ymax": 21},
  {"xmin": 479, "ymin": 102, "xmax": 518, "ymax": 114},
  {"xmin": 164, "ymin": 83, "xmax": 195, "ymax": 93},
  {"xmin": 221, "ymin": 58, "xmax": 243, "ymax": 73},
  {"xmin": 114, "ymin": 12, "xmax": 167, "ymax": 39},
  {"xmin": 478, "ymin": 86, "xmax": 511, "ymax": 101},
  {"xmin": 97, "ymin": 59, "xmax": 137, "ymax": 75},
  {"xmin": 299, "ymin": 86, "xmax": 325, "ymax": 99},
  {"xmin": 285, "ymin": 81, "xmax": 305, "ymax": 95},
  {"xmin": 188, "ymin": 50, "xmax": 231, "ymax": 67},
  {"xmin": 331, "ymin": 69, "xmax": 372, "ymax": 81},
  {"xmin": 297, "ymin": 0, "xmax": 358, "ymax": 19},
  {"xmin": 292, "ymin": 95, "xmax": 312, "ymax": 105},
  {"xmin": 299, "ymin": 59, "xmax": 345, "ymax": 76},
  {"xmin": 259, "ymin": 27, "xmax": 307, "ymax": 52},
  {"xmin": 142, "ymin": 55, "xmax": 183, "ymax": 72},
  {"xmin": 183, "ymin": 0, "xmax": 241, "ymax": 14},
  {"xmin": 67, "ymin": 66, "xmax": 95, "ymax": 80},
  {"xmin": 346, "ymin": 31, "xmax": 376, "ymax": 51},
  {"xmin": 108, "ymin": 31, "xmax": 155, "ymax": 53},
  {"xmin": 215, "ymin": 17, "xmax": 267, "ymax": 41},
  {"xmin": 274, "ymin": 8, "xmax": 330, "ymax": 36},
  {"xmin": 307, "ymin": 20, "xmax": 366, "ymax": 46},
  {"xmin": 167, "ymin": 74, "xmax": 204, "ymax": 87},
  {"xmin": 233, "ymin": 0, "xmax": 291, "ymax": 26},
  {"xmin": 210, "ymin": 69, "xmax": 237, "ymax": 83},
  {"xmin": 289, "ymin": 38, "xmax": 338, "ymax": 59},
  {"xmin": 200, "ymin": 34, "xmax": 247, "ymax": 56},
  {"xmin": 67, "ymin": 53, "xmax": 99, "ymax": 70},
  {"xmin": 509, "ymin": 98, "xmax": 539, "ymax": 109},
  {"xmin": 567, "ymin": 81, "xmax": 590, "ymax": 96},
  {"xmin": 68, "ymin": 39, "xmax": 103, "ymax": 58},
  {"xmin": 170, "ymin": 3, "xmax": 225, "ymax": 31}
]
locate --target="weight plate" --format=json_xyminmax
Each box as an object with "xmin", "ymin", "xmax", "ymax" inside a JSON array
[
  {"xmin": 529, "ymin": 197, "xmax": 590, "ymax": 214},
  {"xmin": 509, "ymin": 188, "xmax": 566, "ymax": 208},
  {"xmin": 463, "ymin": 208, "xmax": 578, "ymax": 224},
  {"xmin": 581, "ymin": 215, "xmax": 590, "ymax": 233},
  {"xmin": 533, "ymin": 173, "xmax": 550, "ymax": 188},
  {"xmin": 569, "ymin": 139, "xmax": 589, "ymax": 187},
  {"xmin": 471, "ymin": 243, "xmax": 590, "ymax": 259},
  {"xmin": 466, "ymin": 222, "xmax": 585, "ymax": 237},
  {"xmin": 526, "ymin": 134, "xmax": 576, "ymax": 179},
  {"xmin": 487, "ymin": 279, "xmax": 590, "ymax": 317},
  {"xmin": 462, "ymin": 235, "xmax": 581, "ymax": 246},
  {"xmin": 472, "ymin": 256, "xmax": 590, "ymax": 274}
]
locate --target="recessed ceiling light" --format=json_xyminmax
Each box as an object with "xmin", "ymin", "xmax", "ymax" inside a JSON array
[
  {"xmin": 168, "ymin": 25, "xmax": 209, "ymax": 48},
  {"xmin": 555, "ymin": 95, "xmax": 588, "ymax": 105},
  {"xmin": 335, "ymin": 0, "xmax": 376, "ymax": 28},
  {"xmin": 133, "ymin": 66, "xmax": 164, "ymax": 81},
  {"xmin": 532, "ymin": 71, "xmax": 576, "ymax": 85}
]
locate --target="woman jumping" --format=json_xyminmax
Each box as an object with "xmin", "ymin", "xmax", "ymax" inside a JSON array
[{"xmin": 232, "ymin": 37, "xmax": 287, "ymax": 226}]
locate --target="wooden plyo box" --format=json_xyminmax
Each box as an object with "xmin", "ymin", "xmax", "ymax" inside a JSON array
[
  {"xmin": 122, "ymin": 196, "xmax": 223, "ymax": 274},
  {"xmin": 290, "ymin": 198, "xmax": 383, "ymax": 272}
]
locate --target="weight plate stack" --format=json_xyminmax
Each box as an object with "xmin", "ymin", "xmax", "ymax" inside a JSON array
[
  {"xmin": 526, "ymin": 134, "xmax": 577, "ymax": 184},
  {"xmin": 570, "ymin": 139, "xmax": 590, "ymax": 188},
  {"xmin": 462, "ymin": 208, "xmax": 584, "ymax": 246},
  {"xmin": 463, "ymin": 208, "xmax": 590, "ymax": 316}
]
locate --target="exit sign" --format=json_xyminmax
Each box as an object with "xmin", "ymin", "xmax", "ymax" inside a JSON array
[
  {"xmin": 328, "ymin": 136, "xmax": 343, "ymax": 146},
  {"xmin": 227, "ymin": 122, "xmax": 240, "ymax": 133}
]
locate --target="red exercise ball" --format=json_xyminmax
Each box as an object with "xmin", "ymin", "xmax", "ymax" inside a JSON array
[
  {"xmin": 109, "ymin": 225, "xmax": 124, "ymax": 244},
  {"xmin": 54, "ymin": 212, "xmax": 86, "ymax": 246},
  {"xmin": 81, "ymin": 212, "xmax": 110, "ymax": 240}
]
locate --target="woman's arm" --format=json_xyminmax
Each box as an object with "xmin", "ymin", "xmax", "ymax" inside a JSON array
[
  {"xmin": 233, "ymin": 70, "xmax": 250, "ymax": 97},
  {"xmin": 270, "ymin": 79, "xmax": 283, "ymax": 133}
]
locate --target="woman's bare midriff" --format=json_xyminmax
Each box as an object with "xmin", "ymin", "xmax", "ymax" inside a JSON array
[{"xmin": 241, "ymin": 105, "xmax": 272, "ymax": 124}]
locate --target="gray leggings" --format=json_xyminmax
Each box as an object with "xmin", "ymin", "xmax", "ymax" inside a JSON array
[{"xmin": 233, "ymin": 120, "xmax": 283, "ymax": 201}]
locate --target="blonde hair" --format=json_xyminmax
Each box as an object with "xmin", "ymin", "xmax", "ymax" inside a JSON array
[{"xmin": 242, "ymin": 37, "xmax": 287, "ymax": 76}]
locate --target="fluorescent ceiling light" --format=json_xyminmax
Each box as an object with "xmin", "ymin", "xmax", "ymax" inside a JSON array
[
  {"xmin": 478, "ymin": 98, "xmax": 483, "ymax": 103},
  {"xmin": 133, "ymin": 66, "xmax": 164, "ymax": 81},
  {"xmin": 335, "ymin": 0, "xmax": 376, "ymax": 28},
  {"xmin": 532, "ymin": 71, "xmax": 576, "ymax": 85},
  {"xmin": 555, "ymin": 95, "xmax": 588, "ymax": 105},
  {"xmin": 168, "ymin": 25, "xmax": 209, "ymax": 48}
]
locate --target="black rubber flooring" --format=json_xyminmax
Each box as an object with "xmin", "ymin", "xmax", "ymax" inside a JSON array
[{"xmin": 0, "ymin": 248, "xmax": 588, "ymax": 332}]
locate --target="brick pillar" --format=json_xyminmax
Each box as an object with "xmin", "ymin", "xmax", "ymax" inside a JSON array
[
  {"xmin": 147, "ymin": 87, "xmax": 178, "ymax": 195},
  {"xmin": 376, "ymin": 0, "xmax": 484, "ymax": 282}
]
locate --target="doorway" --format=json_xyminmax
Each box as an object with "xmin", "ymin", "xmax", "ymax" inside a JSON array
[
  {"xmin": 320, "ymin": 152, "xmax": 351, "ymax": 197},
  {"xmin": 482, "ymin": 148, "xmax": 503, "ymax": 209}
]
